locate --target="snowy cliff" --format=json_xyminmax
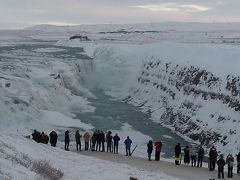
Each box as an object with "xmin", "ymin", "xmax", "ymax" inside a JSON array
[
  {"xmin": 60, "ymin": 40, "xmax": 240, "ymax": 155},
  {"xmin": 0, "ymin": 46, "xmax": 94, "ymax": 132},
  {"xmin": 126, "ymin": 58, "xmax": 240, "ymax": 154}
]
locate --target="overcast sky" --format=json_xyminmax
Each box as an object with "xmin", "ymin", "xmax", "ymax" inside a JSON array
[{"xmin": 1, "ymin": 0, "xmax": 240, "ymax": 29}]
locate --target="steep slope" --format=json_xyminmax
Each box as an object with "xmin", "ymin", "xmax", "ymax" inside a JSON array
[
  {"xmin": 63, "ymin": 41, "xmax": 240, "ymax": 155},
  {"xmin": 0, "ymin": 134, "xmax": 178, "ymax": 180},
  {"xmin": 126, "ymin": 59, "xmax": 240, "ymax": 154}
]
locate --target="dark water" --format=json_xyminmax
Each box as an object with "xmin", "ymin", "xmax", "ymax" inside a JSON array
[{"xmin": 76, "ymin": 89, "xmax": 190, "ymax": 157}]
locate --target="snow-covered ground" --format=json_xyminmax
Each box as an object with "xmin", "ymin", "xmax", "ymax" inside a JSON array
[
  {"xmin": 1, "ymin": 22, "xmax": 240, "ymax": 179},
  {"xmin": 0, "ymin": 134, "xmax": 180, "ymax": 180}
]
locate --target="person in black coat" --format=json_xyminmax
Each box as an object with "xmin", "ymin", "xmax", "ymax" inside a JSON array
[
  {"xmin": 75, "ymin": 130, "xmax": 81, "ymax": 151},
  {"xmin": 32, "ymin": 130, "xmax": 38, "ymax": 142},
  {"xmin": 217, "ymin": 155, "xmax": 225, "ymax": 179},
  {"xmin": 100, "ymin": 131, "xmax": 105, "ymax": 152},
  {"xmin": 184, "ymin": 146, "xmax": 190, "ymax": 165},
  {"xmin": 197, "ymin": 146, "xmax": 205, "ymax": 167},
  {"xmin": 49, "ymin": 131, "xmax": 58, "ymax": 147},
  {"xmin": 106, "ymin": 131, "xmax": 113, "ymax": 153},
  {"xmin": 147, "ymin": 140, "xmax": 153, "ymax": 161},
  {"xmin": 65, "ymin": 130, "xmax": 70, "ymax": 151},
  {"xmin": 237, "ymin": 152, "xmax": 240, "ymax": 174},
  {"xmin": 209, "ymin": 146, "xmax": 218, "ymax": 171},
  {"xmin": 113, "ymin": 133, "xmax": 120, "ymax": 154},
  {"xmin": 96, "ymin": 130, "xmax": 101, "ymax": 151},
  {"xmin": 175, "ymin": 143, "xmax": 181, "ymax": 165}
]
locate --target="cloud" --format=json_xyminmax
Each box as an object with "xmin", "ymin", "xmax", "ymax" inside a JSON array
[{"xmin": 135, "ymin": 3, "xmax": 211, "ymax": 13}]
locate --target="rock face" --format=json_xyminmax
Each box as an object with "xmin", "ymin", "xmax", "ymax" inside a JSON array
[
  {"xmin": 69, "ymin": 35, "xmax": 90, "ymax": 41},
  {"xmin": 125, "ymin": 58, "xmax": 240, "ymax": 153}
]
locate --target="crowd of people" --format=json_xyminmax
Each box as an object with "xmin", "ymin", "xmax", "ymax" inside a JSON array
[
  {"xmin": 32, "ymin": 129, "xmax": 131, "ymax": 156},
  {"xmin": 174, "ymin": 143, "xmax": 240, "ymax": 179},
  {"xmin": 32, "ymin": 129, "xmax": 240, "ymax": 178}
]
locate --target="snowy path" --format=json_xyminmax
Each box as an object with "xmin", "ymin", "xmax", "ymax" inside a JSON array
[{"xmin": 79, "ymin": 150, "xmax": 239, "ymax": 180}]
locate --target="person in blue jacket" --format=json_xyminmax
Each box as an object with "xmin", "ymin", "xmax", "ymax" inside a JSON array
[{"xmin": 124, "ymin": 136, "xmax": 132, "ymax": 156}]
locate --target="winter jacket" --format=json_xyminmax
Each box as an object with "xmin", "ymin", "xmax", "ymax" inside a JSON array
[
  {"xmin": 175, "ymin": 144, "xmax": 181, "ymax": 156},
  {"xmin": 147, "ymin": 142, "xmax": 153, "ymax": 154},
  {"xmin": 83, "ymin": 132, "xmax": 90, "ymax": 142},
  {"xmin": 198, "ymin": 147, "xmax": 205, "ymax": 158},
  {"xmin": 217, "ymin": 158, "xmax": 226, "ymax": 168},
  {"xmin": 91, "ymin": 133, "xmax": 97, "ymax": 143},
  {"xmin": 154, "ymin": 141, "xmax": 162, "ymax": 152},
  {"xmin": 65, "ymin": 131, "xmax": 70, "ymax": 143},
  {"xmin": 184, "ymin": 147, "xmax": 190, "ymax": 164},
  {"xmin": 100, "ymin": 132, "xmax": 105, "ymax": 142},
  {"xmin": 42, "ymin": 134, "xmax": 49, "ymax": 144},
  {"xmin": 106, "ymin": 134, "xmax": 113, "ymax": 143},
  {"xmin": 124, "ymin": 137, "xmax": 132, "ymax": 148},
  {"xmin": 49, "ymin": 131, "xmax": 58, "ymax": 144},
  {"xmin": 113, "ymin": 135, "xmax": 120, "ymax": 144},
  {"xmin": 96, "ymin": 132, "xmax": 101, "ymax": 142},
  {"xmin": 75, "ymin": 131, "xmax": 81, "ymax": 143},
  {"xmin": 209, "ymin": 147, "xmax": 218, "ymax": 160},
  {"xmin": 237, "ymin": 152, "xmax": 240, "ymax": 163},
  {"xmin": 226, "ymin": 155, "xmax": 234, "ymax": 167}
]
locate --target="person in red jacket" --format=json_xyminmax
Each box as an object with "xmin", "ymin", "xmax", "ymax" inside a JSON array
[{"xmin": 154, "ymin": 140, "xmax": 162, "ymax": 161}]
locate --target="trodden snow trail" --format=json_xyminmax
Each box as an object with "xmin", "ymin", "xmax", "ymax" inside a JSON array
[{"xmin": 79, "ymin": 150, "xmax": 239, "ymax": 180}]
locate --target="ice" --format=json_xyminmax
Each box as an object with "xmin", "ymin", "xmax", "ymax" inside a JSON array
[{"xmin": 33, "ymin": 47, "xmax": 66, "ymax": 53}]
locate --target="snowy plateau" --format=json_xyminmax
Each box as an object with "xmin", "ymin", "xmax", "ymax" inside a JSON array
[{"xmin": 1, "ymin": 22, "xmax": 240, "ymax": 179}]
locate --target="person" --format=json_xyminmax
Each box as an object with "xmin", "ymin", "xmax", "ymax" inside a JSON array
[
  {"xmin": 124, "ymin": 136, "xmax": 132, "ymax": 156},
  {"xmin": 32, "ymin": 130, "xmax": 41, "ymax": 143},
  {"xmin": 91, "ymin": 131, "xmax": 97, "ymax": 151},
  {"xmin": 65, "ymin": 130, "xmax": 70, "ymax": 151},
  {"xmin": 217, "ymin": 154, "xmax": 225, "ymax": 179},
  {"xmin": 175, "ymin": 143, "xmax": 181, "ymax": 165},
  {"xmin": 75, "ymin": 130, "xmax": 81, "ymax": 151},
  {"xmin": 197, "ymin": 146, "xmax": 205, "ymax": 167},
  {"xmin": 100, "ymin": 131, "xmax": 105, "ymax": 152},
  {"xmin": 113, "ymin": 133, "xmax": 120, "ymax": 154},
  {"xmin": 147, "ymin": 140, "xmax": 153, "ymax": 161},
  {"xmin": 226, "ymin": 154, "xmax": 234, "ymax": 178},
  {"xmin": 106, "ymin": 131, "xmax": 113, "ymax": 152},
  {"xmin": 49, "ymin": 131, "xmax": 58, "ymax": 147},
  {"xmin": 209, "ymin": 146, "xmax": 218, "ymax": 171},
  {"xmin": 32, "ymin": 130, "xmax": 38, "ymax": 142},
  {"xmin": 154, "ymin": 140, "xmax": 162, "ymax": 161},
  {"xmin": 40, "ymin": 132, "xmax": 45, "ymax": 143},
  {"xmin": 96, "ymin": 130, "xmax": 101, "ymax": 151},
  {"xmin": 41, "ymin": 132, "xmax": 49, "ymax": 144},
  {"xmin": 184, "ymin": 145, "xmax": 190, "ymax": 165},
  {"xmin": 83, "ymin": 131, "xmax": 90, "ymax": 150},
  {"xmin": 190, "ymin": 146, "xmax": 197, "ymax": 167},
  {"xmin": 237, "ymin": 152, "xmax": 240, "ymax": 174}
]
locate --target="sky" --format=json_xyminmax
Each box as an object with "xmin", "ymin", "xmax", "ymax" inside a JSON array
[{"xmin": 0, "ymin": 0, "xmax": 240, "ymax": 29}]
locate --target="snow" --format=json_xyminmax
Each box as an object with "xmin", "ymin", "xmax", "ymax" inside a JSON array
[
  {"xmin": 111, "ymin": 123, "xmax": 152, "ymax": 157},
  {"xmin": 1, "ymin": 22, "xmax": 240, "ymax": 179},
  {"xmin": 33, "ymin": 47, "xmax": 66, "ymax": 53},
  {"xmin": 57, "ymin": 40, "xmax": 240, "ymax": 77},
  {"xmin": 0, "ymin": 134, "xmax": 180, "ymax": 180},
  {"xmin": 41, "ymin": 110, "xmax": 93, "ymax": 130},
  {"xmin": 55, "ymin": 24, "xmax": 240, "ymax": 157}
]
